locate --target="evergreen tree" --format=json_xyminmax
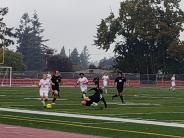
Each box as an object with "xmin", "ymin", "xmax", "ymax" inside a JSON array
[
  {"xmin": 80, "ymin": 46, "xmax": 90, "ymax": 69},
  {"xmin": 70, "ymin": 48, "xmax": 80, "ymax": 64},
  {"xmin": 60, "ymin": 46, "xmax": 67, "ymax": 57},
  {"xmin": 16, "ymin": 11, "xmax": 48, "ymax": 71},
  {"xmin": 47, "ymin": 54, "xmax": 72, "ymax": 72},
  {"xmin": 0, "ymin": 7, "xmax": 15, "ymax": 47}
]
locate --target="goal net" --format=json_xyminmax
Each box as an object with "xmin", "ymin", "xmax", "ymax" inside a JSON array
[{"xmin": 0, "ymin": 66, "xmax": 12, "ymax": 87}]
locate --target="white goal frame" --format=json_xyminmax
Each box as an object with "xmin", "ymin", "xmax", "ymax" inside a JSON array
[{"xmin": 0, "ymin": 66, "xmax": 12, "ymax": 87}]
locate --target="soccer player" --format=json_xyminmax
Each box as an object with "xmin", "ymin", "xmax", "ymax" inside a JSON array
[
  {"xmin": 51, "ymin": 70, "xmax": 62, "ymax": 104},
  {"xmin": 76, "ymin": 73, "xmax": 88, "ymax": 99},
  {"xmin": 46, "ymin": 72, "xmax": 52, "ymax": 91},
  {"xmin": 112, "ymin": 71, "xmax": 126, "ymax": 103},
  {"xmin": 102, "ymin": 72, "xmax": 109, "ymax": 93},
  {"xmin": 169, "ymin": 74, "xmax": 176, "ymax": 92},
  {"xmin": 93, "ymin": 76, "xmax": 100, "ymax": 88},
  {"xmin": 81, "ymin": 86, "xmax": 107, "ymax": 108},
  {"xmin": 38, "ymin": 74, "xmax": 50, "ymax": 107}
]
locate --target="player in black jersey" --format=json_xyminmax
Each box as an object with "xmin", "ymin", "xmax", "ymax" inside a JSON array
[
  {"xmin": 51, "ymin": 70, "xmax": 62, "ymax": 104},
  {"xmin": 112, "ymin": 71, "xmax": 126, "ymax": 103},
  {"xmin": 81, "ymin": 77, "xmax": 107, "ymax": 108},
  {"xmin": 93, "ymin": 76, "xmax": 100, "ymax": 88}
]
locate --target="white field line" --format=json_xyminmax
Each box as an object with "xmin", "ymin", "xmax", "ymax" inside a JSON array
[
  {"xmin": 107, "ymin": 102, "xmax": 160, "ymax": 106},
  {"xmin": 0, "ymin": 108, "xmax": 184, "ymax": 128},
  {"xmin": 23, "ymin": 98, "xmax": 68, "ymax": 101}
]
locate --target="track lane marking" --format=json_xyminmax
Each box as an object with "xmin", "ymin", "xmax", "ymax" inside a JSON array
[{"xmin": 0, "ymin": 115, "xmax": 183, "ymax": 138}]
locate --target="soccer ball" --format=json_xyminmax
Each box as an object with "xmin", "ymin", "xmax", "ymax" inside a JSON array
[{"xmin": 46, "ymin": 103, "xmax": 52, "ymax": 109}]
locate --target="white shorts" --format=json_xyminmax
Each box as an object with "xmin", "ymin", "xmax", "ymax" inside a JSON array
[
  {"xmin": 171, "ymin": 82, "xmax": 176, "ymax": 87},
  {"xmin": 103, "ymin": 82, "xmax": 108, "ymax": 87},
  {"xmin": 80, "ymin": 87, "xmax": 87, "ymax": 94},
  {"xmin": 39, "ymin": 90, "xmax": 49, "ymax": 97}
]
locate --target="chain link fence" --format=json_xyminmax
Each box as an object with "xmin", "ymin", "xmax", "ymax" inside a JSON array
[
  {"xmin": 10, "ymin": 71, "xmax": 140, "ymax": 80},
  {"xmin": 0, "ymin": 71, "xmax": 182, "ymax": 81},
  {"xmin": 0, "ymin": 70, "xmax": 184, "ymax": 87}
]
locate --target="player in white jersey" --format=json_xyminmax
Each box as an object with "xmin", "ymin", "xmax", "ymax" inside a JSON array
[
  {"xmin": 39, "ymin": 74, "xmax": 50, "ymax": 107},
  {"xmin": 46, "ymin": 72, "xmax": 52, "ymax": 90},
  {"xmin": 169, "ymin": 74, "xmax": 176, "ymax": 92},
  {"xmin": 76, "ymin": 73, "xmax": 88, "ymax": 99},
  {"xmin": 102, "ymin": 73, "xmax": 109, "ymax": 94}
]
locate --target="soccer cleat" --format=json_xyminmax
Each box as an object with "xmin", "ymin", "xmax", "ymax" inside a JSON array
[
  {"xmin": 51, "ymin": 102, "xmax": 55, "ymax": 105},
  {"xmin": 91, "ymin": 102, "xmax": 98, "ymax": 107}
]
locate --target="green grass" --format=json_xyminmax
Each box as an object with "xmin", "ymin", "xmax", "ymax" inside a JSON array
[{"xmin": 0, "ymin": 87, "xmax": 184, "ymax": 138}]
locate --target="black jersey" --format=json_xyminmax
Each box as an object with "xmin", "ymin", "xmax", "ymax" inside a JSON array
[
  {"xmin": 93, "ymin": 77, "xmax": 100, "ymax": 87},
  {"xmin": 51, "ymin": 75, "xmax": 62, "ymax": 87},
  {"xmin": 88, "ymin": 88, "xmax": 103, "ymax": 103},
  {"xmin": 86, "ymin": 87, "xmax": 107, "ymax": 108},
  {"xmin": 115, "ymin": 77, "xmax": 126, "ymax": 89}
]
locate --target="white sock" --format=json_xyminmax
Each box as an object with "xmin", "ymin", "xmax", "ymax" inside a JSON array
[{"xmin": 41, "ymin": 100, "xmax": 45, "ymax": 106}]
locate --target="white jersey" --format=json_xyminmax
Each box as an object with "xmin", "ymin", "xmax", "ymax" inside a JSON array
[
  {"xmin": 39, "ymin": 79, "xmax": 50, "ymax": 92},
  {"xmin": 171, "ymin": 76, "xmax": 176, "ymax": 86},
  {"xmin": 77, "ymin": 77, "xmax": 88, "ymax": 92},
  {"xmin": 102, "ymin": 75, "xmax": 109, "ymax": 87}
]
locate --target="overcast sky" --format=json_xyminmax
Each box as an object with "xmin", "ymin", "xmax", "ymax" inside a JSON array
[
  {"xmin": 1, "ymin": 0, "xmax": 123, "ymax": 62},
  {"xmin": 1, "ymin": 0, "xmax": 184, "ymax": 62}
]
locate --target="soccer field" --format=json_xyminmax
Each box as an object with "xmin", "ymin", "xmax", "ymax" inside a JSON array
[{"xmin": 0, "ymin": 87, "xmax": 184, "ymax": 138}]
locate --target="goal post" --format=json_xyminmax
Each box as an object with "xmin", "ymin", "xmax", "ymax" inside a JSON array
[{"xmin": 0, "ymin": 66, "xmax": 12, "ymax": 87}]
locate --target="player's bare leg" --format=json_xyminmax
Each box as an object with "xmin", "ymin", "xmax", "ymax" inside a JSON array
[
  {"xmin": 82, "ymin": 90, "xmax": 87, "ymax": 99},
  {"xmin": 119, "ymin": 93, "xmax": 125, "ymax": 104},
  {"xmin": 52, "ymin": 90, "xmax": 58, "ymax": 104},
  {"xmin": 169, "ymin": 86, "xmax": 175, "ymax": 92},
  {"xmin": 101, "ymin": 97, "xmax": 107, "ymax": 108},
  {"xmin": 172, "ymin": 86, "xmax": 175, "ymax": 92},
  {"xmin": 44, "ymin": 96, "xmax": 48, "ymax": 104},
  {"xmin": 40, "ymin": 97, "xmax": 46, "ymax": 107},
  {"xmin": 112, "ymin": 92, "xmax": 118, "ymax": 100},
  {"xmin": 104, "ymin": 86, "xmax": 108, "ymax": 94}
]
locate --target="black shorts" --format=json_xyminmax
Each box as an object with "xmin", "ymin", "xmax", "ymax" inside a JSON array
[
  {"xmin": 52, "ymin": 85, "xmax": 60, "ymax": 92},
  {"xmin": 89, "ymin": 95, "xmax": 101, "ymax": 103},
  {"xmin": 117, "ymin": 88, "xmax": 123, "ymax": 93},
  {"xmin": 86, "ymin": 101, "xmax": 93, "ymax": 106}
]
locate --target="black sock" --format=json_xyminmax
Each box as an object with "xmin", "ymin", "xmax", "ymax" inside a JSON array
[
  {"xmin": 101, "ymin": 97, "xmax": 107, "ymax": 108},
  {"xmin": 120, "ymin": 96, "xmax": 124, "ymax": 103},
  {"xmin": 44, "ymin": 99, "xmax": 48, "ymax": 103},
  {"xmin": 112, "ymin": 94, "xmax": 118, "ymax": 98},
  {"xmin": 52, "ymin": 97, "xmax": 56, "ymax": 103}
]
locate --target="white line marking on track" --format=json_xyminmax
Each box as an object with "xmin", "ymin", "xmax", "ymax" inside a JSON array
[
  {"xmin": 0, "ymin": 108, "xmax": 184, "ymax": 128},
  {"xmin": 4, "ymin": 127, "xmax": 18, "ymax": 129}
]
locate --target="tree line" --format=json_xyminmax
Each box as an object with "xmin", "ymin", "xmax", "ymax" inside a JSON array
[
  {"xmin": 0, "ymin": 8, "xmax": 91, "ymax": 71},
  {"xmin": 94, "ymin": 0, "xmax": 184, "ymax": 74}
]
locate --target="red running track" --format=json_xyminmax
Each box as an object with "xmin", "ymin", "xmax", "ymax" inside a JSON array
[{"xmin": 0, "ymin": 124, "xmax": 106, "ymax": 138}]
